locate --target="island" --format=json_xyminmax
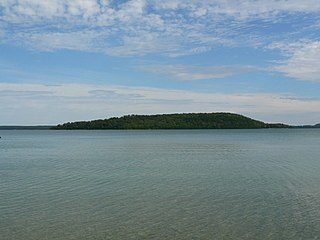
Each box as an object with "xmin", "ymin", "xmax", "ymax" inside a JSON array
[{"xmin": 51, "ymin": 112, "xmax": 289, "ymax": 130}]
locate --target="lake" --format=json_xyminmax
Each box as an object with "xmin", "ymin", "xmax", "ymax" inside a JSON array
[{"xmin": 1, "ymin": 129, "xmax": 320, "ymax": 239}]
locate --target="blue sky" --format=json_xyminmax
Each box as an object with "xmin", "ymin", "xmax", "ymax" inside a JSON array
[{"xmin": 1, "ymin": 0, "xmax": 320, "ymax": 125}]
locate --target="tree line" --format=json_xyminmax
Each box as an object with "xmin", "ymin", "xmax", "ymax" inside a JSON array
[{"xmin": 51, "ymin": 112, "xmax": 290, "ymax": 130}]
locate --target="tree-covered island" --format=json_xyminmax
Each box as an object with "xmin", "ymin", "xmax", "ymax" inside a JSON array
[{"xmin": 51, "ymin": 112, "xmax": 289, "ymax": 130}]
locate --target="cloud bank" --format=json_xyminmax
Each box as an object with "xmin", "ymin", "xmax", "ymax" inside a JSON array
[{"xmin": 1, "ymin": 82, "xmax": 319, "ymax": 125}]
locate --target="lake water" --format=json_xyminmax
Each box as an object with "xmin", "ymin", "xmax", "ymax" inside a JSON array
[{"xmin": 1, "ymin": 129, "xmax": 320, "ymax": 239}]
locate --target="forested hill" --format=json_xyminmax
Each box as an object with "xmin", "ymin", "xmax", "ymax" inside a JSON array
[{"xmin": 51, "ymin": 113, "xmax": 289, "ymax": 130}]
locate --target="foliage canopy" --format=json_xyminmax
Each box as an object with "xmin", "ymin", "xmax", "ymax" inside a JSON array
[{"xmin": 52, "ymin": 113, "xmax": 289, "ymax": 130}]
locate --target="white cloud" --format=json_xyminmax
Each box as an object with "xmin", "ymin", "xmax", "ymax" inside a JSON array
[
  {"xmin": 105, "ymin": 32, "xmax": 179, "ymax": 56},
  {"xmin": 271, "ymin": 41, "xmax": 320, "ymax": 82},
  {"xmin": 12, "ymin": 30, "xmax": 111, "ymax": 52},
  {"xmin": 139, "ymin": 64, "xmax": 256, "ymax": 81},
  {"xmin": 0, "ymin": 82, "xmax": 319, "ymax": 125},
  {"xmin": 2, "ymin": 0, "xmax": 101, "ymax": 21},
  {"xmin": 117, "ymin": 0, "xmax": 145, "ymax": 21}
]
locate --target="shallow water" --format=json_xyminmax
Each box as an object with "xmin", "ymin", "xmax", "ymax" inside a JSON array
[{"xmin": 1, "ymin": 129, "xmax": 320, "ymax": 239}]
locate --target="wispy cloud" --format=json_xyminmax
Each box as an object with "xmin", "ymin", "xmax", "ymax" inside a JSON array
[
  {"xmin": 1, "ymin": 82, "xmax": 319, "ymax": 125},
  {"xmin": 270, "ymin": 40, "xmax": 320, "ymax": 82},
  {"xmin": 139, "ymin": 64, "xmax": 256, "ymax": 81},
  {"xmin": 12, "ymin": 30, "xmax": 111, "ymax": 52},
  {"xmin": 1, "ymin": 0, "xmax": 320, "ymax": 56}
]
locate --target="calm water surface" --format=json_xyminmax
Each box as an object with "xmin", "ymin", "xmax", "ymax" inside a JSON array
[{"xmin": 1, "ymin": 129, "xmax": 320, "ymax": 239}]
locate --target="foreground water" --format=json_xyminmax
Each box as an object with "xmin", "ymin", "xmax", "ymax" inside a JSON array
[{"xmin": 1, "ymin": 129, "xmax": 320, "ymax": 239}]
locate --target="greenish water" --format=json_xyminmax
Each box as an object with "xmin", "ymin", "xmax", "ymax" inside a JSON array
[{"xmin": 1, "ymin": 129, "xmax": 320, "ymax": 239}]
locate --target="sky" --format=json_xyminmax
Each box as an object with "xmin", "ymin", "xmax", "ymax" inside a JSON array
[{"xmin": 0, "ymin": 0, "xmax": 320, "ymax": 125}]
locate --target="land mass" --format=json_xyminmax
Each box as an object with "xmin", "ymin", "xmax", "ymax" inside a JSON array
[
  {"xmin": 295, "ymin": 123, "xmax": 320, "ymax": 128},
  {"xmin": 51, "ymin": 112, "xmax": 290, "ymax": 130}
]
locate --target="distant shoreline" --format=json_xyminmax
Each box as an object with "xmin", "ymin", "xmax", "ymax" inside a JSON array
[
  {"xmin": 1, "ymin": 113, "xmax": 319, "ymax": 130},
  {"xmin": 0, "ymin": 126, "xmax": 53, "ymax": 130}
]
